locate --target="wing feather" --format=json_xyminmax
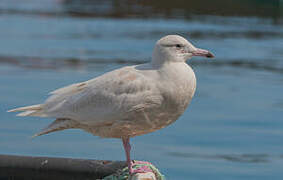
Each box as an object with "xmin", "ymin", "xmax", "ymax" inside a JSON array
[{"xmin": 42, "ymin": 65, "xmax": 163, "ymax": 125}]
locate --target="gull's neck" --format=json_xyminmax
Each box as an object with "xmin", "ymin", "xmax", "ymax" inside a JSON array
[
  {"xmin": 151, "ymin": 48, "xmax": 182, "ymax": 68},
  {"xmin": 151, "ymin": 54, "xmax": 172, "ymax": 68},
  {"xmin": 151, "ymin": 56, "xmax": 183, "ymax": 69},
  {"xmin": 151, "ymin": 47, "xmax": 170, "ymax": 68}
]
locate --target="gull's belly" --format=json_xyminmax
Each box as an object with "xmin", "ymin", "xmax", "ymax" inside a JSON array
[
  {"xmin": 87, "ymin": 97, "xmax": 193, "ymax": 138},
  {"xmin": 110, "ymin": 86, "xmax": 194, "ymax": 138},
  {"xmin": 132, "ymin": 97, "xmax": 193, "ymax": 136}
]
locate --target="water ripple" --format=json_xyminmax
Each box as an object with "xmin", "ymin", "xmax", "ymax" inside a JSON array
[{"xmin": 167, "ymin": 152, "xmax": 279, "ymax": 163}]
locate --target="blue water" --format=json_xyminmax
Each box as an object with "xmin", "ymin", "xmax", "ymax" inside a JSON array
[{"xmin": 1, "ymin": 0, "xmax": 283, "ymax": 179}]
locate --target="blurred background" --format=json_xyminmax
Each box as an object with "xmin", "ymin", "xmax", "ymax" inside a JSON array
[{"xmin": 1, "ymin": 0, "xmax": 283, "ymax": 179}]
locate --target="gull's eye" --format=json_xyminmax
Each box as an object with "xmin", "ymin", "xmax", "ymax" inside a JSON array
[{"xmin": 176, "ymin": 44, "xmax": 182, "ymax": 48}]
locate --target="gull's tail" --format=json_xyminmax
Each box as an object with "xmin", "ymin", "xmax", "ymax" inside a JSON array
[
  {"xmin": 7, "ymin": 104, "xmax": 45, "ymax": 117},
  {"xmin": 8, "ymin": 105, "xmax": 77, "ymax": 138}
]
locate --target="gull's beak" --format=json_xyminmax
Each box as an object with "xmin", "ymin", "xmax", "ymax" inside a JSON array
[{"xmin": 192, "ymin": 48, "xmax": 214, "ymax": 58}]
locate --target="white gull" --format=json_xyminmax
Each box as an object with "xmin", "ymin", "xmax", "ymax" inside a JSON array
[{"xmin": 8, "ymin": 35, "xmax": 214, "ymax": 174}]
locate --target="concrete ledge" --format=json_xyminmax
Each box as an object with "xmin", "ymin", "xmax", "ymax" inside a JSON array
[{"xmin": 0, "ymin": 154, "xmax": 127, "ymax": 180}]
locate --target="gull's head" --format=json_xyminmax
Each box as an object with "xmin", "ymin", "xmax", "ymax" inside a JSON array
[{"xmin": 152, "ymin": 35, "xmax": 214, "ymax": 65}]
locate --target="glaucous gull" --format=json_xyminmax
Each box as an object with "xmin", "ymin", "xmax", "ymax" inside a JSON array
[{"xmin": 8, "ymin": 35, "xmax": 214, "ymax": 174}]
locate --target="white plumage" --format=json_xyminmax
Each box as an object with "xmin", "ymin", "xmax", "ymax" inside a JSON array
[{"xmin": 8, "ymin": 35, "xmax": 213, "ymax": 174}]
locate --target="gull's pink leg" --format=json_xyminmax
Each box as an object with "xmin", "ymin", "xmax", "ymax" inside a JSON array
[
  {"xmin": 122, "ymin": 137, "xmax": 153, "ymax": 174},
  {"xmin": 122, "ymin": 137, "xmax": 133, "ymax": 174}
]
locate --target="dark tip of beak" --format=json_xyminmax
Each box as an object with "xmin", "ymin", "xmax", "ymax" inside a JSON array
[
  {"xmin": 192, "ymin": 48, "xmax": 215, "ymax": 59},
  {"xmin": 206, "ymin": 52, "xmax": 215, "ymax": 58}
]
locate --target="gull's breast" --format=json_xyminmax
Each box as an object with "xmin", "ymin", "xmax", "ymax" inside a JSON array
[
  {"xmin": 158, "ymin": 63, "xmax": 196, "ymax": 121},
  {"xmin": 129, "ymin": 63, "xmax": 197, "ymax": 136}
]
